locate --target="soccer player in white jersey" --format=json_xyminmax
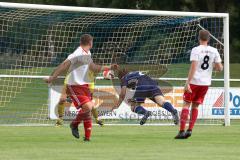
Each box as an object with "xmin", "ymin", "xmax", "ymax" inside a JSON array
[
  {"xmin": 175, "ymin": 30, "xmax": 223, "ymax": 139},
  {"xmin": 45, "ymin": 34, "xmax": 116, "ymax": 141}
]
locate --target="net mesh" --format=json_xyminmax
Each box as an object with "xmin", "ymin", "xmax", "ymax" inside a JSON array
[{"xmin": 0, "ymin": 7, "xmax": 225, "ymax": 125}]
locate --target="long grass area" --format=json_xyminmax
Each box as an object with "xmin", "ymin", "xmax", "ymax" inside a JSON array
[{"xmin": 0, "ymin": 125, "xmax": 239, "ymax": 160}]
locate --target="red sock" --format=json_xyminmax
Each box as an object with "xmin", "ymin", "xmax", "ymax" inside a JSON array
[
  {"xmin": 71, "ymin": 109, "xmax": 84, "ymax": 127},
  {"xmin": 71, "ymin": 109, "xmax": 91, "ymax": 127},
  {"xmin": 188, "ymin": 108, "xmax": 198, "ymax": 131},
  {"xmin": 180, "ymin": 108, "xmax": 189, "ymax": 131},
  {"xmin": 83, "ymin": 119, "xmax": 92, "ymax": 140}
]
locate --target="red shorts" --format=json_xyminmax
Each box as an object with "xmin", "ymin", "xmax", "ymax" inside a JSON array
[
  {"xmin": 183, "ymin": 84, "xmax": 209, "ymax": 104},
  {"xmin": 66, "ymin": 84, "xmax": 92, "ymax": 108}
]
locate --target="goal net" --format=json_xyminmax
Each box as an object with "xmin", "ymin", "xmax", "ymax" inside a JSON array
[{"xmin": 0, "ymin": 2, "xmax": 229, "ymax": 126}]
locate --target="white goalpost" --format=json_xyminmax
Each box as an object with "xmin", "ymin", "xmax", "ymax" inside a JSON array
[{"xmin": 0, "ymin": 2, "xmax": 232, "ymax": 126}]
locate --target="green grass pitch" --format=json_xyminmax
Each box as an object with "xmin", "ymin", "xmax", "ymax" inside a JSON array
[{"xmin": 0, "ymin": 125, "xmax": 240, "ymax": 160}]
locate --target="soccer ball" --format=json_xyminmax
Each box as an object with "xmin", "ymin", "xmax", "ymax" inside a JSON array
[{"xmin": 103, "ymin": 69, "xmax": 114, "ymax": 80}]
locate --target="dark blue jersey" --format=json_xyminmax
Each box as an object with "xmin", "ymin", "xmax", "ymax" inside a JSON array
[
  {"xmin": 121, "ymin": 71, "xmax": 163, "ymax": 102},
  {"xmin": 121, "ymin": 71, "xmax": 158, "ymax": 89},
  {"xmin": 121, "ymin": 71, "xmax": 143, "ymax": 89}
]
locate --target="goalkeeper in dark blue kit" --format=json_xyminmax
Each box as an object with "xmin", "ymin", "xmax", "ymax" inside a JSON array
[{"xmin": 113, "ymin": 68, "xmax": 179, "ymax": 125}]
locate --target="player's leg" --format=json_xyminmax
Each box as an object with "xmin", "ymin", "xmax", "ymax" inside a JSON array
[
  {"xmin": 175, "ymin": 84, "xmax": 200, "ymax": 139},
  {"xmin": 184, "ymin": 103, "xmax": 199, "ymax": 138},
  {"xmin": 184, "ymin": 85, "xmax": 208, "ymax": 138},
  {"xmin": 82, "ymin": 102, "xmax": 93, "ymax": 141},
  {"xmin": 55, "ymin": 86, "xmax": 67, "ymax": 126},
  {"xmin": 175, "ymin": 84, "xmax": 201, "ymax": 139},
  {"xmin": 153, "ymin": 94, "xmax": 179, "ymax": 125},
  {"xmin": 55, "ymin": 97, "xmax": 65, "ymax": 126},
  {"xmin": 67, "ymin": 85, "xmax": 94, "ymax": 140},
  {"xmin": 91, "ymin": 86, "xmax": 104, "ymax": 126},
  {"xmin": 129, "ymin": 87, "xmax": 152, "ymax": 125},
  {"xmin": 70, "ymin": 101, "xmax": 93, "ymax": 140},
  {"xmin": 92, "ymin": 107, "xmax": 104, "ymax": 126},
  {"xmin": 129, "ymin": 99, "xmax": 152, "ymax": 125},
  {"xmin": 185, "ymin": 85, "xmax": 208, "ymax": 138},
  {"xmin": 175, "ymin": 101, "xmax": 191, "ymax": 139}
]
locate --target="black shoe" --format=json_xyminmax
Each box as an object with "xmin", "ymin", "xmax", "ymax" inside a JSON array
[
  {"xmin": 83, "ymin": 137, "xmax": 90, "ymax": 142},
  {"xmin": 175, "ymin": 131, "xmax": 186, "ymax": 139},
  {"xmin": 140, "ymin": 111, "xmax": 152, "ymax": 125},
  {"xmin": 96, "ymin": 119, "xmax": 104, "ymax": 126},
  {"xmin": 172, "ymin": 109, "xmax": 179, "ymax": 125},
  {"xmin": 70, "ymin": 123, "xmax": 79, "ymax": 139},
  {"xmin": 184, "ymin": 129, "xmax": 192, "ymax": 139},
  {"xmin": 55, "ymin": 118, "xmax": 63, "ymax": 127}
]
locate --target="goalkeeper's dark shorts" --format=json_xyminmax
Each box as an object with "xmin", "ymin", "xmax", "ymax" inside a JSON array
[{"xmin": 131, "ymin": 85, "xmax": 163, "ymax": 103}]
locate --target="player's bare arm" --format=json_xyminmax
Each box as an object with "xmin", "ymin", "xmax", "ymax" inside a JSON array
[
  {"xmin": 213, "ymin": 62, "xmax": 223, "ymax": 72},
  {"xmin": 89, "ymin": 62, "xmax": 118, "ymax": 73},
  {"xmin": 185, "ymin": 61, "xmax": 198, "ymax": 93},
  {"xmin": 44, "ymin": 59, "xmax": 71, "ymax": 84},
  {"xmin": 112, "ymin": 86, "xmax": 126, "ymax": 110}
]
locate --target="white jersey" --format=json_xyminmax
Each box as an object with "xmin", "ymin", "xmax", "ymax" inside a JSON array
[
  {"xmin": 66, "ymin": 46, "xmax": 94, "ymax": 85},
  {"xmin": 190, "ymin": 45, "xmax": 222, "ymax": 86}
]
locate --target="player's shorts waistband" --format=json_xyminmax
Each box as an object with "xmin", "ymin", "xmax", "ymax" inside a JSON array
[
  {"xmin": 189, "ymin": 83, "xmax": 209, "ymax": 87},
  {"xmin": 67, "ymin": 84, "xmax": 95, "ymax": 92},
  {"xmin": 67, "ymin": 84, "xmax": 89, "ymax": 87}
]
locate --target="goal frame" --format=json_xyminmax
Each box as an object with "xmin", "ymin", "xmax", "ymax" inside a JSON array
[{"xmin": 0, "ymin": 2, "xmax": 230, "ymax": 126}]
